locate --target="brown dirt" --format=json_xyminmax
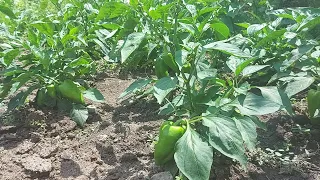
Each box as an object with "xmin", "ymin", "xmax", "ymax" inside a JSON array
[{"xmin": 1, "ymin": 76, "xmax": 320, "ymax": 180}]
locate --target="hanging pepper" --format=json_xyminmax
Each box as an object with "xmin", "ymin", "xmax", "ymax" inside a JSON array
[
  {"xmin": 46, "ymin": 84, "xmax": 56, "ymax": 98},
  {"xmin": 154, "ymin": 120, "xmax": 186, "ymax": 165},
  {"xmin": 58, "ymin": 80, "xmax": 85, "ymax": 104},
  {"xmin": 307, "ymin": 89, "xmax": 320, "ymax": 124}
]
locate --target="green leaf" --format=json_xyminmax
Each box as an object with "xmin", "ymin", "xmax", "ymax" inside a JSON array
[
  {"xmin": 298, "ymin": 16, "xmax": 320, "ymax": 31},
  {"xmin": 204, "ymin": 42, "xmax": 251, "ymax": 58},
  {"xmin": 256, "ymin": 29, "xmax": 286, "ymax": 48},
  {"xmin": 211, "ymin": 22, "xmax": 230, "ymax": 39},
  {"xmin": 121, "ymin": 32, "xmax": 145, "ymax": 63},
  {"xmin": 202, "ymin": 115, "xmax": 247, "ymax": 167},
  {"xmin": 159, "ymin": 102, "xmax": 175, "ymax": 115},
  {"xmin": 119, "ymin": 79, "xmax": 152, "ymax": 99},
  {"xmin": 242, "ymin": 65, "xmax": 269, "ymax": 76},
  {"xmin": 234, "ymin": 116, "xmax": 257, "ymax": 151},
  {"xmin": 7, "ymin": 86, "xmax": 37, "ymax": 111},
  {"xmin": 247, "ymin": 24, "xmax": 266, "ymax": 35},
  {"xmin": 96, "ymin": 2, "xmax": 129, "ymax": 21},
  {"xmin": 174, "ymin": 126, "xmax": 213, "ymax": 180},
  {"xmin": 232, "ymin": 93, "xmax": 281, "ymax": 115},
  {"xmin": 235, "ymin": 58, "xmax": 256, "ymax": 77},
  {"xmin": 257, "ymin": 86, "xmax": 293, "ymax": 115},
  {"xmin": 175, "ymin": 49, "xmax": 189, "ymax": 70},
  {"xmin": 31, "ymin": 21, "xmax": 54, "ymax": 37},
  {"xmin": 0, "ymin": 5, "xmax": 16, "ymax": 19},
  {"xmin": 4, "ymin": 49, "xmax": 19, "ymax": 66},
  {"xmin": 153, "ymin": 77, "xmax": 177, "ymax": 104},
  {"xmin": 70, "ymin": 104, "xmax": 88, "ymax": 127},
  {"xmin": 93, "ymin": 38, "xmax": 109, "ymax": 55},
  {"xmin": 197, "ymin": 69, "xmax": 217, "ymax": 80},
  {"xmin": 101, "ymin": 23, "xmax": 121, "ymax": 30},
  {"xmin": 284, "ymin": 77, "xmax": 314, "ymax": 97},
  {"xmin": 83, "ymin": 88, "xmax": 105, "ymax": 103}
]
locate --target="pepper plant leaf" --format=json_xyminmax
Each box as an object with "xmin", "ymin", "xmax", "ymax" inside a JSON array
[
  {"xmin": 121, "ymin": 32, "xmax": 145, "ymax": 63},
  {"xmin": 70, "ymin": 104, "xmax": 88, "ymax": 127},
  {"xmin": 202, "ymin": 115, "xmax": 247, "ymax": 167},
  {"xmin": 119, "ymin": 79, "xmax": 153, "ymax": 99},
  {"xmin": 231, "ymin": 93, "xmax": 281, "ymax": 115},
  {"xmin": 153, "ymin": 77, "xmax": 177, "ymax": 104},
  {"xmin": 204, "ymin": 42, "xmax": 251, "ymax": 58},
  {"xmin": 174, "ymin": 126, "xmax": 213, "ymax": 180},
  {"xmin": 83, "ymin": 88, "xmax": 105, "ymax": 103}
]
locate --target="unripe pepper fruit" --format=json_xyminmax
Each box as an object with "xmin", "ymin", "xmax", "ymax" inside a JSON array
[
  {"xmin": 46, "ymin": 84, "xmax": 56, "ymax": 98},
  {"xmin": 154, "ymin": 121, "xmax": 186, "ymax": 165},
  {"xmin": 307, "ymin": 89, "xmax": 320, "ymax": 124}
]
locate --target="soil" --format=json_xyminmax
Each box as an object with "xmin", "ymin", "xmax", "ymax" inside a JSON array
[{"xmin": 1, "ymin": 75, "xmax": 320, "ymax": 180}]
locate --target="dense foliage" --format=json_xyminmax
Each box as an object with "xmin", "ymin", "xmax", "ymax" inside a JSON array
[{"xmin": 0, "ymin": 0, "xmax": 319, "ymax": 179}]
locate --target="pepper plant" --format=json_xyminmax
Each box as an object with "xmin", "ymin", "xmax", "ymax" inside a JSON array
[
  {"xmin": 119, "ymin": 1, "xmax": 320, "ymax": 179},
  {"xmin": 0, "ymin": 0, "xmax": 111, "ymax": 126}
]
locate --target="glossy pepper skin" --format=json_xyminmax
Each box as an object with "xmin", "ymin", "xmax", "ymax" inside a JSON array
[
  {"xmin": 58, "ymin": 80, "xmax": 85, "ymax": 104},
  {"xmin": 46, "ymin": 84, "xmax": 56, "ymax": 98},
  {"xmin": 154, "ymin": 121, "xmax": 186, "ymax": 165},
  {"xmin": 36, "ymin": 88, "xmax": 46, "ymax": 106},
  {"xmin": 307, "ymin": 89, "xmax": 320, "ymax": 124}
]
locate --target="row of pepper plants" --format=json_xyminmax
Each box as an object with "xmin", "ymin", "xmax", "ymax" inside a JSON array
[{"xmin": 1, "ymin": 0, "xmax": 320, "ymax": 180}]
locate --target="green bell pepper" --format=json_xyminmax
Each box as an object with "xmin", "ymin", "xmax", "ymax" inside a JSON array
[
  {"xmin": 307, "ymin": 89, "xmax": 320, "ymax": 124},
  {"xmin": 154, "ymin": 121, "xmax": 186, "ymax": 165}
]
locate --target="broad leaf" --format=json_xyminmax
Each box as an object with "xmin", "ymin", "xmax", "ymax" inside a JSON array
[
  {"xmin": 204, "ymin": 42, "xmax": 251, "ymax": 58},
  {"xmin": 298, "ymin": 16, "xmax": 320, "ymax": 31},
  {"xmin": 174, "ymin": 126, "xmax": 213, "ymax": 180},
  {"xmin": 256, "ymin": 29, "xmax": 286, "ymax": 47},
  {"xmin": 83, "ymin": 88, "xmax": 105, "ymax": 103},
  {"xmin": 197, "ymin": 69, "xmax": 217, "ymax": 80},
  {"xmin": 0, "ymin": 5, "xmax": 16, "ymax": 19},
  {"xmin": 119, "ymin": 79, "xmax": 152, "ymax": 98},
  {"xmin": 257, "ymin": 86, "xmax": 293, "ymax": 115},
  {"xmin": 153, "ymin": 77, "xmax": 177, "ymax": 104},
  {"xmin": 202, "ymin": 115, "xmax": 247, "ymax": 167},
  {"xmin": 284, "ymin": 77, "xmax": 314, "ymax": 97},
  {"xmin": 4, "ymin": 49, "xmax": 19, "ymax": 66},
  {"xmin": 242, "ymin": 65, "xmax": 269, "ymax": 76},
  {"xmin": 232, "ymin": 93, "xmax": 281, "ymax": 115},
  {"xmin": 31, "ymin": 21, "xmax": 54, "ymax": 37},
  {"xmin": 70, "ymin": 104, "xmax": 88, "ymax": 127},
  {"xmin": 247, "ymin": 24, "xmax": 266, "ymax": 35},
  {"xmin": 7, "ymin": 86, "xmax": 37, "ymax": 111},
  {"xmin": 234, "ymin": 116, "xmax": 257, "ymax": 151},
  {"xmin": 121, "ymin": 32, "xmax": 145, "ymax": 63},
  {"xmin": 235, "ymin": 58, "xmax": 256, "ymax": 76},
  {"xmin": 211, "ymin": 22, "xmax": 230, "ymax": 39}
]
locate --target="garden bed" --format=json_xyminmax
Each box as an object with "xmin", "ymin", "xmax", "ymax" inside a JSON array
[{"xmin": 0, "ymin": 75, "xmax": 319, "ymax": 180}]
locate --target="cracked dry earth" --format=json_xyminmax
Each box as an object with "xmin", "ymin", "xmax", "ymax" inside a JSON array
[{"xmin": 0, "ymin": 77, "xmax": 166, "ymax": 180}]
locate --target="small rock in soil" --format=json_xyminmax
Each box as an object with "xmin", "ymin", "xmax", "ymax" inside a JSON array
[
  {"xmin": 30, "ymin": 132, "xmax": 42, "ymax": 143},
  {"xmin": 38, "ymin": 144, "xmax": 58, "ymax": 158},
  {"xmin": 61, "ymin": 150, "xmax": 73, "ymax": 160},
  {"xmin": 150, "ymin": 172, "xmax": 173, "ymax": 180},
  {"xmin": 16, "ymin": 141, "xmax": 35, "ymax": 154},
  {"xmin": 97, "ymin": 134, "xmax": 108, "ymax": 142},
  {"xmin": 21, "ymin": 155, "xmax": 52, "ymax": 173}
]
